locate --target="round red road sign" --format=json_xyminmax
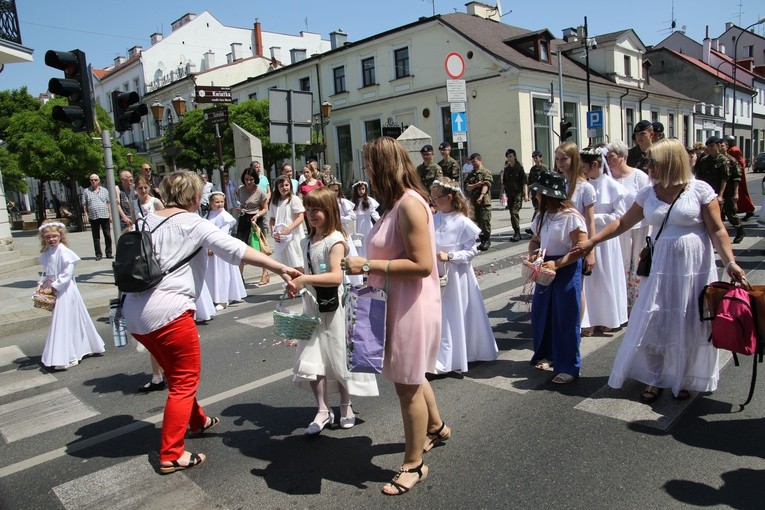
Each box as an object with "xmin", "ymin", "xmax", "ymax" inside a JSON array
[{"xmin": 444, "ymin": 52, "xmax": 465, "ymax": 79}]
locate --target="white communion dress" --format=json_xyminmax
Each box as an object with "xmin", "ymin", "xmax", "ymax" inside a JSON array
[{"xmin": 204, "ymin": 209, "xmax": 247, "ymax": 305}]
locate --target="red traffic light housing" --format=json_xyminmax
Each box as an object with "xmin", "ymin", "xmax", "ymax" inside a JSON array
[
  {"xmin": 559, "ymin": 120, "xmax": 573, "ymax": 142},
  {"xmin": 112, "ymin": 91, "xmax": 148, "ymax": 132},
  {"xmin": 45, "ymin": 49, "xmax": 94, "ymax": 133}
]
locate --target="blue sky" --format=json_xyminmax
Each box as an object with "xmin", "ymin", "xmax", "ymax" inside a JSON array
[{"xmin": 3, "ymin": 0, "xmax": 763, "ymax": 96}]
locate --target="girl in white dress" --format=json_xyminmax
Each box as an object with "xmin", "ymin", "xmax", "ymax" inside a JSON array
[
  {"xmin": 328, "ymin": 181, "xmax": 356, "ymax": 234},
  {"xmin": 572, "ymin": 139, "xmax": 747, "ymax": 402},
  {"xmin": 555, "ymin": 142, "xmax": 597, "ymax": 333},
  {"xmin": 37, "ymin": 221, "xmax": 105, "ymax": 370},
  {"xmin": 205, "ymin": 192, "xmax": 247, "ymax": 310},
  {"xmin": 286, "ymin": 187, "xmax": 378, "ymax": 435},
  {"xmin": 268, "ymin": 175, "xmax": 306, "ymax": 271},
  {"xmin": 351, "ymin": 181, "xmax": 380, "ymax": 258},
  {"xmin": 430, "ymin": 178, "xmax": 497, "ymax": 373},
  {"xmin": 606, "ymin": 140, "xmax": 652, "ymax": 313},
  {"xmin": 580, "ymin": 148, "xmax": 628, "ymax": 332}
]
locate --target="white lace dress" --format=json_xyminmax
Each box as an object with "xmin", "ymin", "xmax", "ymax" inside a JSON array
[
  {"xmin": 293, "ymin": 231, "xmax": 378, "ymax": 396},
  {"xmin": 581, "ymin": 173, "xmax": 628, "ymax": 329},
  {"xmin": 434, "ymin": 211, "xmax": 497, "ymax": 373},
  {"xmin": 268, "ymin": 196, "xmax": 306, "ymax": 269},
  {"xmin": 204, "ymin": 210, "xmax": 247, "ymax": 305},
  {"xmin": 40, "ymin": 244, "xmax": 105, "ymax": 367},
  {"xmin": 608, "ymin": 179, "xmax": 720, "ymax": 396}
]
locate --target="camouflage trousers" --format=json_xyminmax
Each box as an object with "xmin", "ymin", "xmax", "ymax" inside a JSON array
[
  {"xmin": 473, "ymin": 204, "xmax": 492, "ymax": 242},
  {"xmin": 506, "ymin": 193, "xmax": 523, "ymax": 232},
  {"xmin": 722, "ymin": 196, "xmax": 741, "ymax": 228}
]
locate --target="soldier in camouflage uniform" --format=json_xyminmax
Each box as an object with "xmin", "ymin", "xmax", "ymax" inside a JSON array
[
  {"xmin": 416, "ymin": 144, "xmax": 443, "ymax": 190},
  {"xmin": 525, "ymin": 150, "xmax": 548, "ymax": 234},
  {"xmin": 437, "ymin": 142, "xmax": 461, "ymax": 181},
  {"xmin": 695, "ymin": 136, "xmax": 744, "ymax": 243},
  {"xmin": 626, "ymin": 120, "xmax": 653, "ymax": 174},
  {"xmin": 464, "ymin": 152, "xmax": 493, "ymax": 251},
  {"xmin": 500, "ymin": 148, "xmax": 529, "ymax": 241}
]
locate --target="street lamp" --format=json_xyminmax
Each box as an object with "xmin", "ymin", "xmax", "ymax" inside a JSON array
[
  {"xmin": 731, "ymin": 17, "xmax": 765, "ymax": 145},
  {"xmin": 150, "ymin": 95, "xmax": 187, "ymax": 171},
  {"xmin": 126, "ymin": 152, "xmax": 134, "ymax": 172},
  {"xmin": 312, "ymin": 100, "xmax": 332, "ymax": 166}
]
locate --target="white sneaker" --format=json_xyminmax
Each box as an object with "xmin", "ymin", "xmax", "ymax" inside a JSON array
[{"xmin": 215, "ymin": 303, "xmax": 227, "ymax": 311}]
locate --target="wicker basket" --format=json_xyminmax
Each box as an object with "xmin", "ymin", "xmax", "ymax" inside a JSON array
[
  {"xmin": 273, "ymin": 292, "xmax": 321, "ymax": 340},
  {"xmin": 32, "ymin": 291, "xmax": 56, "ymax": 312},
  {"xmin": 522, "ymin": 259, "xmax": 556, "ymax": 286}
]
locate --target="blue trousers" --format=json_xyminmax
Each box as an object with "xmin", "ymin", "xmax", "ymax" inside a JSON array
[{"xmin": 530, "ymin": 257, "xmax": 582, "ymax": 377}]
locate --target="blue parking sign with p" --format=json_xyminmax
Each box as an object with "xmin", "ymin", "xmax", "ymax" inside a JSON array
[{"xmin": 587, "ymin": 111, "xmax": 603, "ymax": 129}]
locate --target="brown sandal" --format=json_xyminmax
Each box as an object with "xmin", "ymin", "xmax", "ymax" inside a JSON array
[{"xmin": 423, "ymin": 422, "xmax": 451, "ymax": 453}]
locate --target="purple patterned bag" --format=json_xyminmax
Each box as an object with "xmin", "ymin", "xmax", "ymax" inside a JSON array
[{"xmin": 345, "ymin": 285, "xmax": 387, "ymax": 374}]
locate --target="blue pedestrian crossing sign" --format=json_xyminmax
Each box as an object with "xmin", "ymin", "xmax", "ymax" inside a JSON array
[
  {"xmin": 451, "ymin": 112, "xmax": 467, "ymax": 133},
  {"xmin": 587, "ymin": 111, "xmax": 603, "ymax": 129}
]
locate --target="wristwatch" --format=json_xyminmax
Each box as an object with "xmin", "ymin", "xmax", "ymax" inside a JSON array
[
  {"xmin": 362, "ymin": 260, "xmax": 371, "ymax": 273},
  {"xmin": 448, "ymin": 252, "xmax": 454, "ymax": 260}
]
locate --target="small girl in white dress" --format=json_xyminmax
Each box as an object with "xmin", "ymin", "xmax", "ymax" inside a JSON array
[
  {"xmin": 351, "ymin": 181, "xmax": 380, "ymax": 258},
  {"xmin": 37, "ymin": 221, "xmax": 105, "ymax": 370},
  {"xmin": 269, "ymin": 175, "xmax": 306, "ymax": 270},
  {"xmin": 430, "ymin": 178, "xmax": 497, "ymax": 373},
  {"xmin": 286, "ymin": 187, "xmax": 378, "ymax": 435},
  {"xmin": 205, "ymin": 192, "xmax": 247, "ymax": 310}
]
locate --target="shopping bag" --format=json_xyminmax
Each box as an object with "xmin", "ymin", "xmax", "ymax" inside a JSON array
[{"xmin": 345, "ymin": 285, "xmax": 387, "ymax": 373}]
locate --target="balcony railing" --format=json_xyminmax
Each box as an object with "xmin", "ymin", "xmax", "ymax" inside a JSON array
[
  {"xmin": 145, "ymin": 63, "xmax": 193, "ymax": 93},
  {"xmin": 0, "ymin": 0, "xmax": 22, "ymax": 45}
]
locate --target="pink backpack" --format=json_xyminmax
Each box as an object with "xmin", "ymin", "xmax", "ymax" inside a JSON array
[
  {"xmin": 701, "ymin": 281, "xmax": 763, "ymax": 409},
  {"xmin": 711, "ymin": 287, "xmax": 757, "ymax": 355}
]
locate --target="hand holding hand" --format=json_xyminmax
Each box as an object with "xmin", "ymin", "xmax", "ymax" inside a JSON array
[
  {"xmin": 285, "ymin": 276, "xmax": 305, "ymax": 298},
  {"xmin": 437, "ymin": 251, "xmax": 449, "ymax": 262}
]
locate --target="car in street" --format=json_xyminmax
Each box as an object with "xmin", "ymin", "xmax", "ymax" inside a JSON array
[{"xmin": 754, "ymin": 152, "xmax": 765, "ymax": 173}]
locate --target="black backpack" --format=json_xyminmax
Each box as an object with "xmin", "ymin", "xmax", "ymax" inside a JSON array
[{"xmin": 113, "ymin": 211, "xmax": 201, "ymax": 293}]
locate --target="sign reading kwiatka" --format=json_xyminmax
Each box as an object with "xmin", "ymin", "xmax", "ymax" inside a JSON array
[{"xmin": 195, "ymin": 86, "xmax": 232, "ymax": 104}]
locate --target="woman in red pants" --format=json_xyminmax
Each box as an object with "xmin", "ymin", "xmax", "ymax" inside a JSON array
[{"xmin": 124, "ymin": 171, "xmax": 300, "ymax": 474}]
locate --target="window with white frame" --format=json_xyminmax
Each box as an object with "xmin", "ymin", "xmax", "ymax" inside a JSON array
[
  {"xmin": 624, "ymin": 55, "xmax": 632, "ymax": 77},
  {"xmin": 363, "ymin": 118, "xmax": 381, "ymax": 141}
]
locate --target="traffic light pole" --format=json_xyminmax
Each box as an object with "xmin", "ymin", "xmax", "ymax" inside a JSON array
[{"xmin": 100, "ymin": 129, "xmax": 122, "ymax": 244}]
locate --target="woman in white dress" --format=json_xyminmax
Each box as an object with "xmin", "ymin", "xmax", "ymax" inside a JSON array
[
  {"xmin": 572, "ymin": 139, "xmax": 746, "ymax": 402},
  {"xmin": 286, "ymin": 187, "xmax": 378, "ymax": 435},
  {"xmin": 269, "ymin": 175, "xmax": 306, "ymax": 271},
  {"xmin": 37, "ymin": 221, "xmax": 105, "ymax": 370},
  {"xmin": 606, "ymin": 141, "xmax": 652, "ymax": 313},
  {"xmin": 205, "ymin": 192, "xmax": 247, "ymax": 310},
  {"xmin": 430, "ymin": 179, "xmax": 497, "ymax": 373},
  {"xmin": 351, "ymin": 181, "xmax": 380, "ymax": 258},
  {"xmin": 579, "ymin": 148, "xmax": 628, "ymax": 332}
]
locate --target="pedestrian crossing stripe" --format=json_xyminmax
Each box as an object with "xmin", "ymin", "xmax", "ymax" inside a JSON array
[{"xmin": 0, "ymin": 345, "xmax": 57, "ymax": 399}]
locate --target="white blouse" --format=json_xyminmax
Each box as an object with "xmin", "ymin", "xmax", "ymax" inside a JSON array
[
  {"xmin": 123, "ymin": 212, "xmax": 247, "ymax": 335},
  {"xmin": 530, "ymin": 209, "xmax": 587, "ymax": 257}
]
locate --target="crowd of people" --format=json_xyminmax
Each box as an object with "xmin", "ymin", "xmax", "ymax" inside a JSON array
[{"xmin": 32, "ymin": 130, "xmax": 755, "ymax": 493}]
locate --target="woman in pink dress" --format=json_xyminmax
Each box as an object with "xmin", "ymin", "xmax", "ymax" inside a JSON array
[{"xmin": 345, "ymin": 137, "xmax": 448, "ymax": 496}]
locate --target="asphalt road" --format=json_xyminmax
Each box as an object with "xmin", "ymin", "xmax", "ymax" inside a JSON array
[{"xmin": 1, "ymin": 174, "xmax": 765, "ymax": 510}]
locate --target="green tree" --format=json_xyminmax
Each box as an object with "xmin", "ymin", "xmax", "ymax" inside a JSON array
[
  {"xmin": 169, "ymin": 99, "xmax": 291, "ymax": 177},
  {"xmin": 0, "ymin": 148, "xmax": 28, "ymax": 195},
  {"xmin": 4, "ymin": 97, "xmax": 117, "ymax": 228},
  {"xmin": 0, "ymin": 87, "xmax": 41, "ymax": 140}
]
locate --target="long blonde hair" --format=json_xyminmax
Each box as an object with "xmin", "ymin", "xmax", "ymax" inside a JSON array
[
  {"xmin": 303, "ymin": 187, "xmax": 346, "ymax": 238},
  {"xmin": 363, "ymin": 137, "xmax": 429, "ymax": 208},
  {"xmin": 555, "ymin": 141, "xmax": 582, "ymax": 200}
]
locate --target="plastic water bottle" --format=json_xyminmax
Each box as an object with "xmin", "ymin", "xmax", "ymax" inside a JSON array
[
  {"xmin": 319, "ymin": 263, "xmax": 327, "ymax": 273},
  {"xmin": 109, "ymin": 299, "xmax": 128, "ymax": 347}
]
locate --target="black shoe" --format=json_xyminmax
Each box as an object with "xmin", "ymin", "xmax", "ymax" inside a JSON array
[
  {"xmin": 733, "ymin": 228, "xmax": 745, "ymax": 244},
  {"xmin": 95, "ymin": 256, "xmax": 102, "ymax": 261},
  {"xmin": 524, "ymin": 228, "xmax": 533, "ymax": 235},
  {"xmin": 137, "ymin": 380, "xmax": 166, "ymax": 393},
  {"xmin": 478, "ymin": 240, "xmax": 491, "ymax": 251},
  {"xmin": 105, "ymin": 255, "xmax": 113, "ymax": 259},
  {"xmin": 510, "ymin": 233, "xmax": 521, "ymax": 242},
  {"xmin": 743, "ymin": 213, "xmax": 754, "ymax": 221}
]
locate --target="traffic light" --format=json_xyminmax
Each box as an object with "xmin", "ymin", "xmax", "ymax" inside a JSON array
[
  {"xmin": 45, "ymin": 49, "xmax": 94, "ymax": 133},
  {"xmin": 111, "ymin": 91, "xmax": 148, "ymax": 132},
  {"xmin": 559, "ymin": 120, "xmax": 573, "ymax": 142}
]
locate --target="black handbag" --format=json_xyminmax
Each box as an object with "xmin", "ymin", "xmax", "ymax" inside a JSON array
[
  {"xmin": 636, "ymin": 185, "xmax": 684, "ymax": 278},
  {"xmin": 306, "ymin": 240, "xmax": 339, "ymax": 312}
]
